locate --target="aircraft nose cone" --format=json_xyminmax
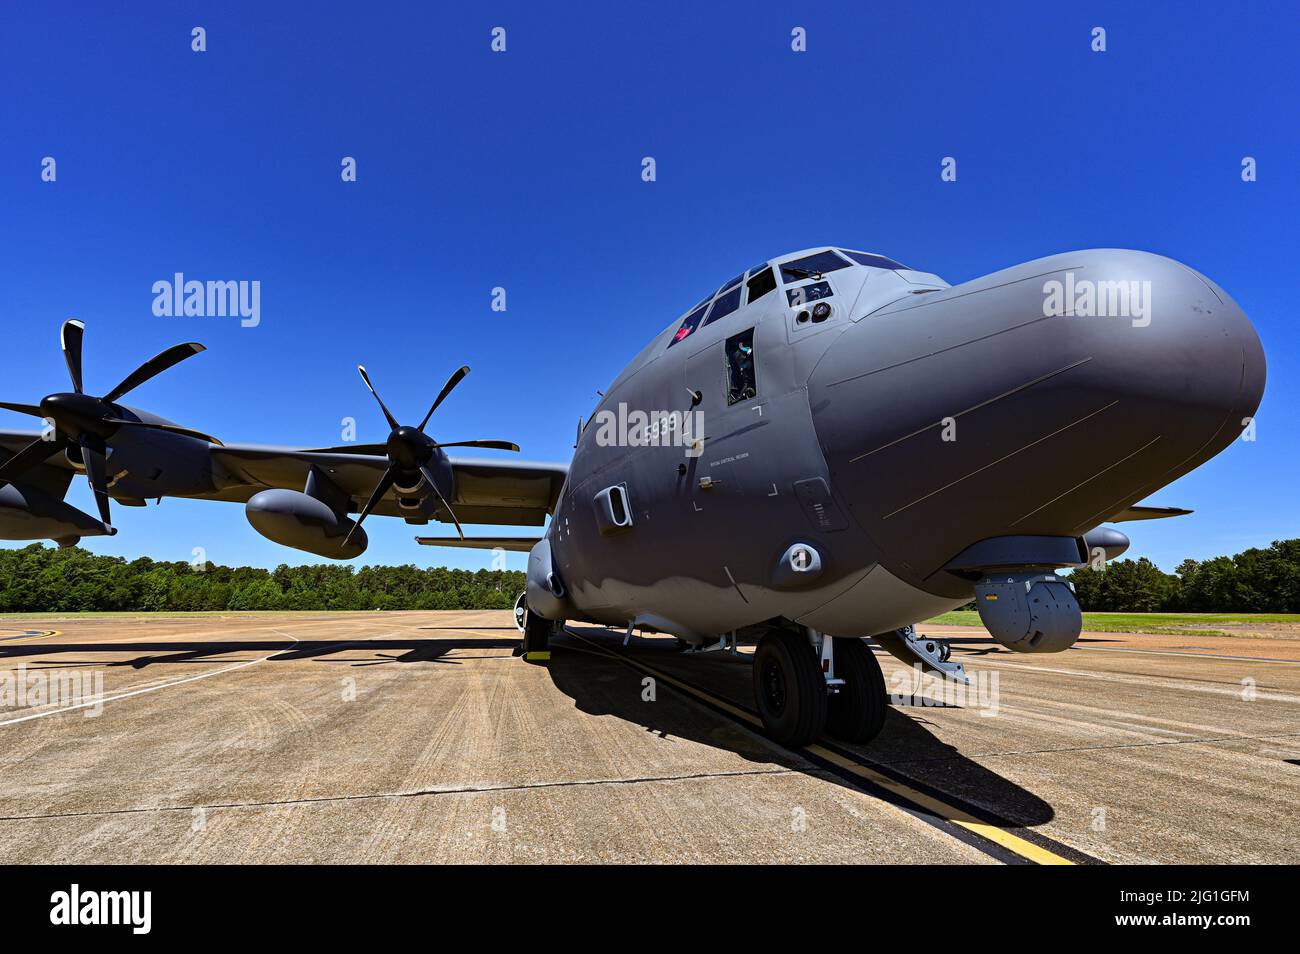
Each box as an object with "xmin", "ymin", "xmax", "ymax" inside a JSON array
[
  {"xmin": 1056, "ymin": 251, "xmax": 1265, "ymax": 441},
  {"xmin": 808, "ymin": 249, "xmax": 1265, "ymax": 585}
]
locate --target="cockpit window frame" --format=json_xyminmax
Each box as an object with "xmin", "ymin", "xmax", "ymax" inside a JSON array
[
  {"xmin": 702, "ymin": 283, "xmax": 743, "ymax": 328},
  {"xmin": 838, "ymin": 249, "xmax": 909, "ymax": 270},
  {"xmin": 745, "ymin": 266, "xmax": 777, "ymax": 305},
  {"xmin": 667, "ymin": 301, "xmax": 711, "ymax": 349},
  {"xmin": 777, "ymin": 250, "xmax": 853, "ymax": 285}
]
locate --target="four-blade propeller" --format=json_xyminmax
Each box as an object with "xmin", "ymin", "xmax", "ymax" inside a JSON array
[
  {"xmin": 0, "ymin": 322, "xmax": 517, "ymax": 548},
  {"xmin": 335, "ymin": 365, "xmax": 520, "ymax": 549},
  {"xmin": 0, "ymin": 319, "xmax": 207, "ymax": 532}
]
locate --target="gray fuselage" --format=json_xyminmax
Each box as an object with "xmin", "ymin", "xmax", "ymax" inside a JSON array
[{"xmin": 536, "ymin": 247, "xmax": 1265, "ymax": 643}]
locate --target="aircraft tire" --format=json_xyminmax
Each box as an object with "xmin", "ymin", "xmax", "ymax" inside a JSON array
[
  {"xmin": 520, "ymin": 610, "xmax": 553, "ymax": 659},
  {"xmin": 825, "ymin": 637, "xmax": 887, "ymax": 743},
  {"xmin": 753, "ymin": 628, "xmax": 827, "ymax": 747}
]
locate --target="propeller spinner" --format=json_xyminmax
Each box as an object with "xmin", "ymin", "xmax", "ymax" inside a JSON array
[
  {"xmin": 338, "ymin": 365, "xmax": 520, "ymax": 549},
  {"xmin": 0, "ymin": 319, "xmax": 208, "ymax": 532}
]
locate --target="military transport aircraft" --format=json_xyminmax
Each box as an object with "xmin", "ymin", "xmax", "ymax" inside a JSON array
[{"xmin": 0, "ymin": 247, "xmax": 1266, "ymax": 746}]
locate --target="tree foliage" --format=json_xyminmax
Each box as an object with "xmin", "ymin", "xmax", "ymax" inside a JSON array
[
  {"xmin": 2, "ymin": 538, "xmax": 1298, "ymax": 614},
  {"xmin": 0, "ymin": 544, "xmax": 524, "ymax": 612},
  {"xmin": 1069, "ymin": 539, "xmax": 1300, "ymax": 612}
]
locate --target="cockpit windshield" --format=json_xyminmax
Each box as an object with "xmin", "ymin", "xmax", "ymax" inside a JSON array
[
  {"xmin": 839, "ymin": 250, "xmax": 908, "ymax": 270},
  {"xmin": 778, "ymin": 250, "xmax": 852, "ymax": 283}
]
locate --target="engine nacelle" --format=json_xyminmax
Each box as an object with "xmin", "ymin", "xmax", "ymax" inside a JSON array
[
  {"xmin": 974, "ymin": 571, "xmax": 1082, "ymax": 653},
  {"xmin": 0, "ymin": 483, "xmax": 112, "ymax": 543},
  {"xmin": 245, "ymin": 489, "xmax": 367, "ymax": 559},
  {"xmin": 525, "ymin": 537, "xmax": 570, "ymax": 620}
]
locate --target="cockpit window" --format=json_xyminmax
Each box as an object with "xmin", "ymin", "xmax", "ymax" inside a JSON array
[
  {"xmin": 779, "ymin": 250, "xmax": 852, "ymax": 283},
  {"xmin": 745, "ymin": 266, "xmax": 776, "ymax": 304},
  {"xmin": 716, "ymin": 274, "xmax": 744, "ymax": 296},
  {"xmin": 839, "ymin": 250, "xmax": 908, "ymax": 270},
  {"xmin": 668, "ymin": 302, "xmax": 709, "ymax": 348},
  {"xmin": 703, "ymin": 284, "xmax": 743, "ymax": 327}
]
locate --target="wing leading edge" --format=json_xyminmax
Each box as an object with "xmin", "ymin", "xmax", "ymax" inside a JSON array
[
  {"xmin": 1106, "ymin": 505, "xmax": 1194, "ymax": 522},
  {"xmin": 206, "ymin": 444, "xmax": 567, "ymax": 525}
]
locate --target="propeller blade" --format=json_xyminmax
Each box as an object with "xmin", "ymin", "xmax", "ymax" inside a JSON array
[
  {"xmin": 79, "ymin": 436, "xmax": 114, "ymax": 530},
  {"xmin": 343, "ymin": 466, "xmax": 396, "ymax": 550},
  {"xmin": 418, "ymin": 366, "xmax": 470, "ymax": 431},
  {"xmin": 103, "ymin": 418, "xmax": 223, "ymax": 446},
  {"xmin": 357, "ymin": 366, "xmax": 399, "ymax": 431},
  {"xmin": 303, "ymin": 443, "xmax": 388, "ymax": 456},
  {"xmin": 102, "ymin": 342, "xmax": 206, "ymax": 404},
  {"xmin": 431, "ymin": 439, "xmax": 520, "ymax": 452},
  {"xmin": 0, "ymin": 435, "xmax": 70, "ymax": 482},
  {"xmin": 61, "ymin": 319, "xmax": 86, "ymax": 394},
  {"xmin": 0, "ymin": 402, "xmax": 45, "ymax": 418},
  {"xmin": 421, "ymin": 464, "xmax": 464, "ymax": 540}
]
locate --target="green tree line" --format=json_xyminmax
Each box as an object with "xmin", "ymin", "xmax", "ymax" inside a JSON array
[
  {"xmin": 0, "ymin": 544, "xmax": 525, "ymax": 612},
  {"xmin": 2, "ymin": 538, "xmax": 1298, "ymax": 614},
  {"xmin": 1069, "ymin": 538, "xmax": 1300, "ymax": 612}
]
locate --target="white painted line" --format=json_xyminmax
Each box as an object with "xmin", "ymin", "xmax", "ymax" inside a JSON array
[{"xmin": 0, "ymin": 654, "xmax": 275, "ymax": 726}]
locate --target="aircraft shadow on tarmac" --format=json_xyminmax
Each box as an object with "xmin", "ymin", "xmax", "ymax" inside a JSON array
[
  {"xmin": 0, "ymin": 630, "xmax": 1055, "ymax": 829},
  {"xmin": 544, "ymin": 629, "xmax": 1057, "ymax": 829},
  {"xmin": 0, "ymin": 637, "xmax": 521, "ymax": 670}
]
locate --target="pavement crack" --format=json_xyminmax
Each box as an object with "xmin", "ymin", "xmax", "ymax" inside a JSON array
[{"xmin": 0, "ymin": 766, "xmax": 797, "ymax": 823}]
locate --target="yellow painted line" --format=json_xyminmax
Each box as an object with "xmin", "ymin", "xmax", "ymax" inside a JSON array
[
  {"xmin": 567, "ymin": 628, "xmax": 1076, "ymax": 866},
  {"xmin": 0, "ymin": 629, "xmax": 60, "ymax": 642},
  {"xmin": 806, "ymin": 745, "xmax": 1073, "ymax": 865}
]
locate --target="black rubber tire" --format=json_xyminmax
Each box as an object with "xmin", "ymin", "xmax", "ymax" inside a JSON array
[
  {"xmin": 825, "ymin": 637, "xmax": 887, "ymax": 743},
  {"xmin": 753, "ymin": 629, "xmax": 827, "ymax": 747}
]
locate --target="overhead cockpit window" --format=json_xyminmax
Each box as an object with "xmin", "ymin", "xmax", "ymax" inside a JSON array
[
  {"xmin": 779, "ymin": 250, "xmax": 852, "ymax": 284},
  {"xmin": 725, "ymin": 328, "xmax": 757, "ymax": 406},
  {"xmin": 702, "ymin": 284, "xmax": 743, "ymax": 327},
  {"xmin": 669, "ymin": 302, "xmax": 710, "ymax": 348},
  {"xmin": 745, "ymin": 266, "xmax": 776, "ymax": 304},
  {"xmin": 839, "ymin": 250, "xmax": 908, "ymax": 270},
  {"xmin": 717, "ymin": 274, "xmax": 744, "ymax": 296}
]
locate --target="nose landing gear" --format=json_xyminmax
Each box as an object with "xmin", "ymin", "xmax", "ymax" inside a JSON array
[
  {"xmin": 825, "ymin": 636, "xmax": 887, "ymax": 743},
  {"xmin": 752, "ymin": 628, "xmax": 888, "ymax": 747},
  {"xmin": 514, "ymin": 593, "xmax": 558, "ymax": 662},
  {"xmin": 753, "ymin": 629, "xmax": 827, "ymax": 747}
]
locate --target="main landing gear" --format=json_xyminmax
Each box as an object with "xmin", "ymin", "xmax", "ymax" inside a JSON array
[
  {"xmin": 514, "ymin": 592, "xmax": 557, "ymax": 662},
  {"xmin": 752, "ymin": 628, "xmax": 886, "ymax": 747}
]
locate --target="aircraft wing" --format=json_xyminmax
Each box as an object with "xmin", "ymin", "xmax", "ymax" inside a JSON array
[
  {"xmin": 204, "ymin": 444, "xmax": 567, "ymax": 526},
  {"xmin": 415, "ymin": 536, "xmax": 541, "ymax": 552},
  {"xmin": 0, "ymin": 428, "xmax": 76, "ymax": 499},
  {"xmin": 1106, "ymin": 505, "xmax": 1194, "ymax": 522}
]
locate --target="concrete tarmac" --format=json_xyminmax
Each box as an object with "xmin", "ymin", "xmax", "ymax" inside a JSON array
[{"xmin": 0, "ymin": 611, "xmax": 1295, "ymax": 864}]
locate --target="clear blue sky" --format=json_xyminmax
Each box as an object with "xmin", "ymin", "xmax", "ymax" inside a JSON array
[{"xmin": 1, "ymin": 1, "xmax": 1295, "ymax": 572}]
